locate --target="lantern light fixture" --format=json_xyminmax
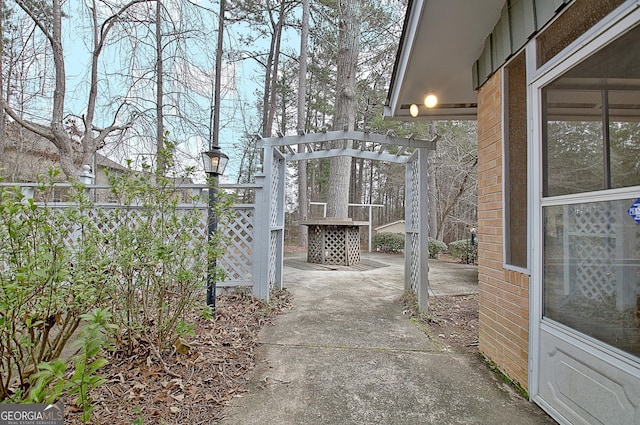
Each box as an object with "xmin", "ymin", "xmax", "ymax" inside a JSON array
[{"xmin": 202, "ymin": 146, "xmax": 229, "ymax": 176}]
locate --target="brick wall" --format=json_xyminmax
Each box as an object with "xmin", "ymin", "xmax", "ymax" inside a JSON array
[{"xmin": 476, "ymin": 70, "xmax": 531, "ymax": 390}]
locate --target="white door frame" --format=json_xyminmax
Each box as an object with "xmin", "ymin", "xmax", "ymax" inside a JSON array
[{"xmin": 528, "ymin": 3, "xmax": 640, "ymax": 422}]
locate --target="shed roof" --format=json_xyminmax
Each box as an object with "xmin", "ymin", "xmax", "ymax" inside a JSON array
[{"xmin": 375, "ymin": 220, "xmax": 406, "ymax": 231}]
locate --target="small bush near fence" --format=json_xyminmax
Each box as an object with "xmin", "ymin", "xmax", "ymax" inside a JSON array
[
  {"xmin": 0, "ymin": 147, "xmax": 235, "ymax": 419},
  {"xmin": 372, "ymin": 232, "xmax": 405, "ymax": 252},
  {"xmin": 0, "ymin": 175, "xmax": 105, "ymax": 408},
  {"xmin": 372, "ymin": 233, "xmax": 447, "ymax": 259},
  {"xmin": 449, "ymin": 239, "xmax": 478, "ymax": 263},
  {"xmin": 429, "ymin": 238, "xmax": 447, "ymax": 259}
]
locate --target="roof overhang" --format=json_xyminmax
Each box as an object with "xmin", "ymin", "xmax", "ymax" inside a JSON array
[{"xmin": 385, "ymin": 0, "xmax": 505, "ymax": 121}]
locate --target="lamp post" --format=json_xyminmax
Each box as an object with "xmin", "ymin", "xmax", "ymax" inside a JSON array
[
  {"xmin": 470, "ymin": 226, "xmax": 477, "ymax": 264},
  {"xmin": 202, "ymin": 146, "xmax": 229, "ymax": 310}
]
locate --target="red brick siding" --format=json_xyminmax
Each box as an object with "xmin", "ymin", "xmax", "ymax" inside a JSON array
[{"xmin": 476, "ymin": 71, "xmax": 531, "ymax": 390}]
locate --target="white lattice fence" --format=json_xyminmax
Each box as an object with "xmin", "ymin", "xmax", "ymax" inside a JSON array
[
  {"xmin": 323, "ymin": 227, "xmax": 346, "ymax": 264},
  {"xmin": 408, "ymin": 233, "xmax": 420, "ymax": 294},
  {"xmin": 567, "ymin": 204, "xmax": 617, "ymax": 300},
  {"xmin": 2, "ymin": 201, "xmax": 257, "ymax": 291},
  {"xmin": 346, "ymin": 227, "xmax": 361, "ymax": 265},
  {"xmin": 404, "ymin": 149, "xmax": 430, "ymax": 311},
  {"xmin": 5, "ymin": 204, "xmax": 207, "ymax": 252},
  {"xmin": 269, "ymin": 232, "xmax": 279, "ymax": 287},
  {"xmin": 267, "ymin": 150, "xmax": 285, "ymax": 291},
  {"xmin": 218, "ymin": 207, "xmax": 255, "ymax": 287},
  {"xmin": 307, "ymin": 225, "xmax": 323, "ymax": 262}
]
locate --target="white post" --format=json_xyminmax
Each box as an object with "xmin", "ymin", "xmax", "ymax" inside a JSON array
[
  {"xmin": 253, "ymin": 174, "xmax": 270, "ymax": 301},
  {"xmin": 272, "ymin": 149, "xmax": 286, "ymax": 290},
  {"xmin": 368, "ymin": 204, "xmax": 373, "ymax": 252},
  {"xmin": 20, "ymin": 186, "xmax": 34, "ymax": 200},
  {"xmin": 78, "ymin": 165, "xmax": 95, "ymax": 198},
  {"xmin": 417, "ymin": 149, "xmax": 430, "ymax": 312}
]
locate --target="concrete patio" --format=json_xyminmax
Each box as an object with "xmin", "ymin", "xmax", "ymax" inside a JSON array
[{"xmin": 220, "ymin": 252, "xmax": 555, "ymax": 424}]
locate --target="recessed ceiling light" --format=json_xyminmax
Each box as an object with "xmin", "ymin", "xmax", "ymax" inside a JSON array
[{"xmin": 424, "ymin": 94, "xmax": 438, "ymax": 108}]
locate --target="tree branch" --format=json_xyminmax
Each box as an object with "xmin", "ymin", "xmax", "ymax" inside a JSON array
[
  {"xmin": 13, "ymin": 0, "xmax": 53, "ymax": 43},
  {"xmin": 0, "ymin": 98, "xmax": 55, "ymax": 142},
  {"xmin": 98, "ymin": 0, "xmax": 156, "ymax": 55}
]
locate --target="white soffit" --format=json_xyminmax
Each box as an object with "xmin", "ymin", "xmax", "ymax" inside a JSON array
[{"xmin": 386, "ymin": 0, "xmax": 505, "ymax": 120}]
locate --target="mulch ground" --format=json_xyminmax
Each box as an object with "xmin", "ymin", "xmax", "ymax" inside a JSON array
[
  {"xmin": 398, "ymin": 251, "xmax": 479, "ymax": 354},
  {"xmin": 62, "ymin": 290, "xmax": 292, "ymax": 424},
  {"xmin": 401, "ymin": 292, "xmax": 479, "ymax": 354}
]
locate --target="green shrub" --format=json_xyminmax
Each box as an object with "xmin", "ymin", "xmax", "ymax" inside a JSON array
[
  {"xmin": 449, "ymin": 239, "xmax": 478, "ymax": 263},
  {"xmin": 0, "ymin": 174, "xmax": 107, "ymax": 404},
  {"xmin": 103, "ymin": 143, "xmax": 235, "ymax": 354},
  {"xmin": 372, "ymin": 232, "xmax": 405, "ymax": 252},
  {"xmin": 372, "ymin": 234, "xmax": 448, "ymax": 258},
  {"xmin": 28, "ymin": 308, "xmax": 117, "ymax": 423},
  {"xmin": 428, "ymin": 238, "xmax": 447, "ymax": 259},
  {"xmin": 0, "ymin": 142, "xmax": 234, "ymax": 418}
]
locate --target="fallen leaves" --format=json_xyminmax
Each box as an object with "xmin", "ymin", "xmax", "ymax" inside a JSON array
[
  {"xmin": 61, "ymin": 289, "xmax": 291, "ymax": 424},
  {"xmin": 173, "ymin": 337, "xmax": 192, "ymax": 355},
  {"xmin": 401, "ymin": 292, "xmax": 479, "ymax": 354}
]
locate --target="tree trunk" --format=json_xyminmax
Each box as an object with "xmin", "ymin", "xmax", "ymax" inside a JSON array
[
  {"xmin": 213, "ymin": 0, "xmax": 225, "ymax": 150},
  {"xmin": 155, "ymin": 0, "xmax": 165, "ymax": 175},
  {"xmin": 46, "ymin": 0, "xmax": 77, "ymax": 179},
  {"xmin": 261, "ymin": 4, "xmax": 284, "ymax": 138},
  {"xmin": 266, "ymin": 2, "xmax": 285, "ymax": 136},
  {"xmin": 327, "ymin": 0, "xmax": 360, "ymax": 219},
  {"xmin": 297, "ymin": 0, "xmax": 310, "ymax": 246}
]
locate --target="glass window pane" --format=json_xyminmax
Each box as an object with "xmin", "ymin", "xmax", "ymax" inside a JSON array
[
  {"xmin": 609, "ymin": 90, "xmax": 640, "ymax": 189},
  {"xmin": 544, "ymin": 88, "xmax": 605, "ymax": 196},
  {"xmin": 543, "ymin": 199, "xmax": 640, "ymax": 357},
  {"xmin": 543, "ymin": 23, "xmax": 640, "ymax": 196}
]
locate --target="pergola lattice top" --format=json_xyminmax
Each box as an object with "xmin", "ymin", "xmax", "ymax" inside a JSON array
[{"xmin": 258, "ymin": 130, "xmax": 437, "ymax": 163}]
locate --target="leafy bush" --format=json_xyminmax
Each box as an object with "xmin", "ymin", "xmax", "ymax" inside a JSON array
[
  {"xmin": 428, "ymin": 238, "xmax": 447, "ymax": 259},
  {"xmin": 372, "ymin": 232, "xmax": 405, "ymax": 252},
  {"xmin": 0, "ymin": 174, "xmax": 108, "ymax": 404},
  {"xmin": 102, "ymin": 144, "xmax": 235, "ymax": 354},
  {"xmin": 0, "ymin": 144, "xmax": 234, "ymax": 419},
  {"xmin": 372, "ymin": 234, "xmax": 448, "ymax": 258},
  {"xmin": 448, "ymin": 239, "xmax": 478, "ymax": 263},
  {"xmin": 28, "ymin": 308, "xmax": 117, "ymax": 423}
]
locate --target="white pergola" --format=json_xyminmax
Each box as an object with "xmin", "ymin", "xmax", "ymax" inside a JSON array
[{"xmin": 253, "ymin": 130, "xmax": 437, "ymax": 311}]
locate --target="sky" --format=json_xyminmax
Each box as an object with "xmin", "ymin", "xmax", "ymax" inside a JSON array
[{"xmin": 60, "ymin": 0, "xmax": 301, "ymax": 183}]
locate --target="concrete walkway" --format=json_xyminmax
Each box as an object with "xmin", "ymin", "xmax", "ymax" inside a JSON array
[{"xmin": 220, "ymin": 252, "xmax": 555, "ymax": 425}]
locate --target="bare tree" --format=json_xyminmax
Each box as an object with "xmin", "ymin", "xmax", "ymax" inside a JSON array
[
  {"xmin": 79, "ymin": 0, "xmax": 219, "ymax": 176},
  {"xmin": 0, "ymin": 3, "xmax": 50, "ymax": 180},
  {"xmin": 1, "ymin": 0, "xmax": 142, "ymax": 179},
  {"xmin": 296, "ymin": 0, "xmax": 310, "ymax": 245},
  {"xmin": 212, "ymin": 0, "xmax": 225, "ymax": 150},
  {"xmin": 155, "ymin": 0, "xmax": 165, "ymax": 173},
  {"xmin": 430, "ymin": 121, "xmax": 478, "ymax": 241}
]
